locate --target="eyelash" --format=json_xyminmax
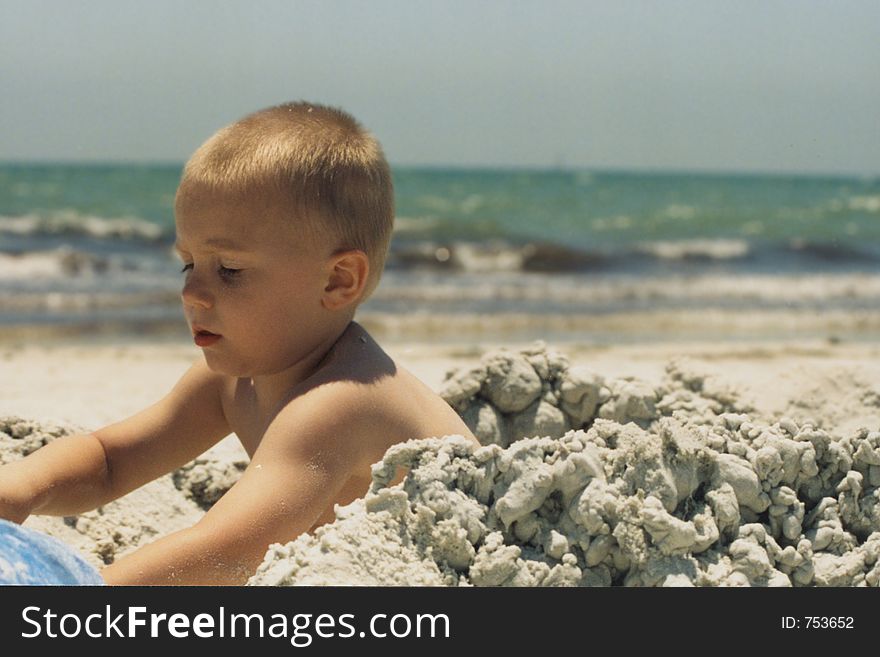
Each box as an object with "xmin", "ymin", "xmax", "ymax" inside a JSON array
[{"xmin": 179, "ymin": 263, "xmax": 242, "ymax": 282}]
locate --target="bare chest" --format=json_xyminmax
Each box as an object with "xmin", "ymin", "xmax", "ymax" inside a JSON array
[
  {"xmin": 218, "ymin": 381, "xmax": 265, "ymax": 459},
  {"xmin": 229, "ymin": 421, "xmax": 263, "ymax": 460}
]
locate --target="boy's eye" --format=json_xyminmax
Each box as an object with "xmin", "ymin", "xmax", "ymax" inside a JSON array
[{"xmin": 178, "ymin": 263, "xmax": 241, "ymax": 280}]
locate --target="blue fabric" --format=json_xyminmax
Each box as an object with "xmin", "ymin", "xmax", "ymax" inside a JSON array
[{"xmin": 0, "ymin": 518, "xmax": 104, "ymax": 585}]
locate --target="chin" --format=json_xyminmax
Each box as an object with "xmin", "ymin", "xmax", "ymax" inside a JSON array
[{"xmin": 202, "ymin": 352, "xmax": 251, "ymax": 378}]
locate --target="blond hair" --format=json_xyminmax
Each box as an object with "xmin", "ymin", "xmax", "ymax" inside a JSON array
[{"xmin": 176, "ymin": 101, "xmax": 394, "ymax": 300}]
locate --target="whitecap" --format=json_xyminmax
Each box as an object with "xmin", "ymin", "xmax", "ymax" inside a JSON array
[
  {"xmin": 636, "ymin": 239, "xmax": 750, "ymax": 260},
  {"xmin": 0, "ymin": 211, "xmax": 164, "ymax": 241}
]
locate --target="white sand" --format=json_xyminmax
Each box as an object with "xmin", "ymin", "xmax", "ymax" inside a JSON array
[{"xmin": 1, "ymin": 337, "xmax": 879, "ymax": 585}]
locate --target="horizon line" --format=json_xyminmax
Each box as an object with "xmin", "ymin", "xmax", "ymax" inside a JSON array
[{"xmin": 0, "ymin": 159, "xmax": 876, "ymax": 181}]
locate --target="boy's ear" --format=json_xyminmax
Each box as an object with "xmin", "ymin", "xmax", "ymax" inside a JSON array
[{"xmin": 321, "ymin": 250, "xmax": 369, "ymax": 310}]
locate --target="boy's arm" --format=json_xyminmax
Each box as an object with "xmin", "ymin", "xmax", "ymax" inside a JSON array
[
  {"xmin": 91, "ymin": 357, "xmax": 231, "ymax": 502},
  {"xmin": 0, "ymin": 357, "xmax": 230, "ymax": 521},
  {"xmin": 0, "ymin": 432, "xmax": 112, "ymax": 522},
  {"xmin": 101, "ymin": 384, "xmax": 370, "ymax": 585}
]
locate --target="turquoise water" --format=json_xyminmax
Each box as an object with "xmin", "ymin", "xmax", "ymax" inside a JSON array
[
  {"xmin": 0, "ymin": 163, "xmax": 179, "ymax": 227},
  {"xmin": 394, "ymin": 167, "xmax": 880, "ymax": 250},
  {"xmin": 1, "ymin": 163, "xmax": 879, "ymax": 340},
  {"xmin": 2, "ymin": 163, "xmax": 879, "ymax": 252}
]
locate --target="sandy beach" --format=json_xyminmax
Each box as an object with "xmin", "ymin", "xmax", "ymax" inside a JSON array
[
  {"xmin": 2, "ymin": 335, "xmax": 879, "ymax": 432},
  {"xmin": 2, "ymin": 333, "xmax": 878, "ymax": 586}
]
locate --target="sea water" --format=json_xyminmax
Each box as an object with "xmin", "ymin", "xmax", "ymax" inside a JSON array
[{"xmin": 1, "ymin": 163, "xmax": 878, "ymax": 342}]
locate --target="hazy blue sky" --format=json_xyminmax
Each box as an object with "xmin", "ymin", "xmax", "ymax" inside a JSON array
[{"xmin": 1, "ymin": 0, "xmax": 878, "ymax": 174}]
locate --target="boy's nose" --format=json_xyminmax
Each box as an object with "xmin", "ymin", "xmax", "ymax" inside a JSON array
[{"xmin": 181, "ymin": 275, "xmax": 214, "ymax": 309}]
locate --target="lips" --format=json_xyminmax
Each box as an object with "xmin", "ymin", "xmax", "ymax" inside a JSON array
[{"xmin": 192, "ymin": 324, "xmax": 222, "ymax": 347}]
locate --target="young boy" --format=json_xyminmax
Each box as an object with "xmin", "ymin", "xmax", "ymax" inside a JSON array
[{"xmin": 0, "ymin": 102, "xmax": 478, "ymax": 585}]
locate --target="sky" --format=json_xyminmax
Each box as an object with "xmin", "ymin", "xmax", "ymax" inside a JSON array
[{"xmin": 1, "ymin": 0, "xmax": 878, "ymax": 175}]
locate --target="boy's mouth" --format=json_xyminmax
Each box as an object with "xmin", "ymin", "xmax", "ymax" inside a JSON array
[{"xmin": 192, "ymin": 327, "xmax": 222, "ymax": 347}]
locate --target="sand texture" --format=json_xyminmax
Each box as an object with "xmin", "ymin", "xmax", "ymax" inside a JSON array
[{"xmin": 3, "ymin": 343, "xmax": 879, "ymax": 586}]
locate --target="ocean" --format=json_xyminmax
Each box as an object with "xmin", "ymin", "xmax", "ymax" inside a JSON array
[{"xmin": 1, "ymin": 163, "xmax": 879, "ymax": 343}]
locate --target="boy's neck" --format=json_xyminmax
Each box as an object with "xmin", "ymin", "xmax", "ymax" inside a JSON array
[{"xmin": 245, "ymin": 320, "xmax": 354, "ymax": 417}]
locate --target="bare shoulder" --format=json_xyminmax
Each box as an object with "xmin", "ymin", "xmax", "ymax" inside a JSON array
[
  {"xmin": 299, "ymin": 323, "xmax": 478, "ymax": 467},
  {"xmin": 233, "ymin": 324, "xmax": 478, "ymax": 532}
]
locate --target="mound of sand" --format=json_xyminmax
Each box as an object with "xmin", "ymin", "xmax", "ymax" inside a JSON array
[
  {"xmin": 250, "ymin": 344, "xmax": 880, "ymax": 587},
  {"xmin": 3, "ymin": 343, "xmax": 879, "ymax": 586}
]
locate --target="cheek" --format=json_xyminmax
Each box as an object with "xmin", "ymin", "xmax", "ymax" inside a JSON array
[
  {"xmin": 238, "ymin": 291, "xmax": 305, "ymax": 335},
  {"xmin": 224, "ymin": 269, "xmax": 324, "ymax": 331},
  {"xmin": 279, "ymin": 270, "xmax": 326, "ymax": 305}
]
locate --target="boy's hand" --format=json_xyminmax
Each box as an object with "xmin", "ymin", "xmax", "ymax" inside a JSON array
[
  {"xmin": 0, "ymin": 474, "xmax": 32, "ymax": 524},
  {"xmin": 0, "ymin": 506, "xmax": 28, "ymax": 525}
]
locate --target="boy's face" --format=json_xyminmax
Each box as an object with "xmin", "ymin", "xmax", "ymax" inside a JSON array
[{"xmin": 174, "ymin": 187, "xmax": 335, "ymax": 378}]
